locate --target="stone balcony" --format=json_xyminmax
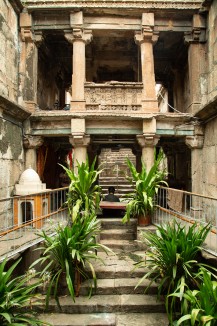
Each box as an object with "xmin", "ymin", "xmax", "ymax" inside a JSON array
[{"xmin": 84, "ymin": 82, "xmax": 143, "ymax": 113}]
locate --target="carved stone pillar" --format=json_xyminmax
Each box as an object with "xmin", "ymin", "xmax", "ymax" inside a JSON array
[
  {"xmin": 137, "ymin": 134, "xmax": 160, "ymax": 172},
  {"xmin": 185, "ymin": 133, "xmax": 204, "ymax": 194},
  {"xmin": 184, "ymin": 14, "xmax": 206, "ymax": 115},
  {"xmin": 23, "ymin": 135, "xmax": 44, "ymax": 170},
  {"xmin": 65, "ymin": 29, "xmax": 92, "ymax": 111},
  {"xmin": 19, "ymin": 12, "xmax": 43, "ymax": 112},
  {"xmin": 135, "ymin": 13, "xmax": 159, "ymax": 112},
  {"xmin": 69, "ymin": 135, "xmax": 90, "ymax": 172}
]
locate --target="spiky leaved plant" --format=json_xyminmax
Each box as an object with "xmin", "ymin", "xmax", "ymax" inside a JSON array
[
  {"xmin": 60, "ymin": 156, "xmax": 102, "ymax": 220},
  {"xmin": 171, "ymin": 267, "xmax": 217, "ymax": 326},
  {"xmin": 0, "ymin": 258, "xmax": 48, "ymax": 325},
  {"xmin": 122, "ymin": 148, "xmax": 168, "ymax": 223},
  {"xmin": 134, "ymin": 221, "xmax": 212, "ymax": 324},
  {"xmin": 32, "ymin": 207, "xmax": 112, "ymax": 309}
]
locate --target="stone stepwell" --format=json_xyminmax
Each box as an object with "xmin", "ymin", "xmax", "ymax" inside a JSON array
[{"xmin": 37, "ymin": 218, "xmax": 168, "ymax": 326}]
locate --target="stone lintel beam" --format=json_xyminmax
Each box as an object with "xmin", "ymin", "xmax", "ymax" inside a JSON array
[
  {"xmin": 137, "ymin": 134, "xmax": 160, "ymax": 148},
  {"xmin": 185, "ymin": 135, "xmax": 204, "ymax": 149},
  {"xmin": 69, "ymin": 134, "xmax": 90, "ymax": 148},
  {"xmin": 65, "ymin": 28, "xmax": 93, "ymax": 45},
  {"xmin": 23, "ymin": 135, "xmax": 44, "ymax": 149}
]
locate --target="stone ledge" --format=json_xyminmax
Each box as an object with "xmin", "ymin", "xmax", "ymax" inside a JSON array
[{"xmin": 0, "ymin": 95, "xmax": 30, "ymax": 122}]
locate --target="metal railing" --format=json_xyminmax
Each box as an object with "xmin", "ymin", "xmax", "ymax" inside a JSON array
[
  {"xmin": 154, "ymin": 187, "xmax": 217, "ymax": 256},
  {"xmin": 0, "ymin": 187, "xmax": 68, "ymax": 261},
  {"xmin": 1, "ymin": 186, "xmax": 217, "ymax": 260}
]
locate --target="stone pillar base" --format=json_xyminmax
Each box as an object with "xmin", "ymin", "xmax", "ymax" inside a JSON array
[{"xmin": 70, "ymin": 100, "xmax": 86, "ymax": 111}]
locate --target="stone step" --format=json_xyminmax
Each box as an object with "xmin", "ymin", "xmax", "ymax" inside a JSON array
[
  {"xmin": 38, "ymin": 313, "xmax": 116, "ymax": 326},
  {"xmin": 37, "ymin": 294, "xmax": 165, "ymax": 314},
  {"xmin": 100, "ymin": 239, "xmax": 138, "ymax": 251},
  {"xmin": 99, "ymin": 218, "xmax": 137, "ymax": 231},
  {"xmin": 79, "ymin": 278, "xmax": 158, "ymax": 296},
  {"xmin": 100, "ymin": 229, "xmax": 136, "ymax": 241},
  {"xmin": 85, "ymin": 252, "xmax": 146, "ymax": 279},
  {"xmin": 38, "ymin": 312, "xmax": 168, "ymax": 326}
]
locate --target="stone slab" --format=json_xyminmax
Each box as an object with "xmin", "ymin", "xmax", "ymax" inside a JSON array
[
  {"xmin": 38, "ymin": 294, "xmax": 165, "ymax": 314},
  {"xmin": 38, "ymin": 313, "xmax": 116, "ymax": 325},
  {"xmin": 116, "ymin": 313, "xmax": 168, "ymax": 326}
]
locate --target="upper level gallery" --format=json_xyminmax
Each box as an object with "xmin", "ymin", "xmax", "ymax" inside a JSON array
[{"xmin": 18, "ymin": 0, "xmax": 208, "ymax": 118}]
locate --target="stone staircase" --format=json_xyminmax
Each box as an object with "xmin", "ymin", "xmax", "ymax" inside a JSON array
[
  {"xmin": 38, "ymin": 218, "xmax": 168, "ymax": 326},
  {"xmin": 99, "ymin": 148, "xmax": 136, "ymax": 198},
  {"xmin": 99, "ymin": 177, "xmax": 134, "ymax": 198}
]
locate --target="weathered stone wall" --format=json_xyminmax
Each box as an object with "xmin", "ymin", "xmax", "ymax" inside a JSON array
[
  {"xmin": 0, "ymin": 111, "xmax": 24, "ymax": 198},
  {"xmin": 200, "ymin": 1, "xmax": 217, "ymax": 198},
  {"xmin": 202, "ymin": 0, "xmax": 217, "ymax": 107},
  {"xmin": 0, "ymin": 0, "xmax": 20, "ymax": 102},
  {"xmin": 0, "ymin": 0, "xmax": 25, "ymax": 201},
  {"xmin": 201, "ymin": 116, "xmax": 217, "ymax": 197}
]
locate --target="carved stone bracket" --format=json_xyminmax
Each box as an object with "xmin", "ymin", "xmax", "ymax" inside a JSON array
[
  {"xmin": 65, "ymin": 29, "xmax": 93, "ymax": 45},
  {"xmin": 69, "ymin": 135, "xmax": 90, "ymax": 148},
  {"xmin": 184, "ymin": 14, "xmax": 206, "ymax": 44},
  {"xmin": 33, "ymin": 32, "xmax": 44, "ymax": 48},
  {"xmin": 23, "ymin": 135, "xmax": 44, "ymax": 149},
  {"xmin": 21, "ymin": 28, "xmax": 33, "ymax": 42},
  {"xmin": 185, "ymin": 135, "xmax": 204, "ymax": 149},
  {"xmin": 184, "ymin": 29, "xmax": 206, "ymax": 43},
  {"xmin": 137, "ymin": 134, "xmax": 160, "ymax": 148},
  {"xmin": 135, "ymin": 30, "xmax": 159, "ymax": 45}
]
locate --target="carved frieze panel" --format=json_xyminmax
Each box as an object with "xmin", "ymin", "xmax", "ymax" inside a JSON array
[
  {"xmin": 85, "ymin": 83, "xmax": 143, "ymax": 109},
  {"xmin": 24, "ymin": 1, "xmax": 203, "ymax": 10},
  {"xmin": 86, "ymin": 104, "xmax": 141, "ymax": 112}
]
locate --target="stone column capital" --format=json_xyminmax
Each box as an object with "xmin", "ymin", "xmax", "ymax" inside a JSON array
[
  {"xmin": 185, "ymin": 135, "xmax": 204, "ymax": 149},
  {"xmin": 23, "ymin": 135, "xmax": 44, "ymax": 149},
  {"xmin": 69, "ymin": 134, "xmax": 90, "ymax": 148},
  {"xmin": 65, "ymin": 29, "xmax": 93, "ymax": 45},
  {"xmin": 135, "ymin": 30, "xmax": 159, "ymax": 45},
  {"xmin": 137, "ymin": 134, "xmax": 160, "ymax": 148}
]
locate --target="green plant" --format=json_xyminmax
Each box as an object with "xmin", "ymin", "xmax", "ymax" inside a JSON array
[
  {"xmin": 60, "ymin": 157, "xmax": 102, "ymax": 219},
  {"xmin": 172, "ymin": 268, "xmax": 217, "ymax": 326},
  {"xmin": 122, "ymin": 148, "xmax": 168, "ymax": 223},
  {"xmin": 32, "ymin": 209, "xmax": 111, "ymax": 308},
  {"xmin": 0, "ymin": 258, "xmax": 48, "ymax": 325},
  {"xmin": 134, "ymin": 221, "xmax": 211, "ymax": 324}
]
